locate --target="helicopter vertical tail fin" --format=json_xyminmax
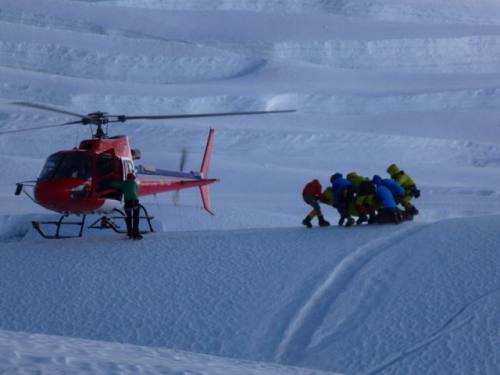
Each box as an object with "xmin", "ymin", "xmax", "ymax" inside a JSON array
[
  {"xmin": 200, "ymin": 128, "xmax": 215, "ymax": 179},
  {"xmin": 199, "ymin": 128, "xmax": 216, "ymax": 215}
]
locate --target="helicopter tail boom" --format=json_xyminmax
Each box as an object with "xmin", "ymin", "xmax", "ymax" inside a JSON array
[{"xmin": 136, "ymin": 128, "xmax": 219, "ymax": 213}]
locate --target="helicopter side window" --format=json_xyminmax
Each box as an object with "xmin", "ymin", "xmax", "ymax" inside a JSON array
[{"xmin": 96, "ymin": 154, "xmax": 115, "ymax": 177}]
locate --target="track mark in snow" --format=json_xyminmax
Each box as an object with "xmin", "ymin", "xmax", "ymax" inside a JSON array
[
  {"xmin": 274, "ymin": 225, "xmax": 425, "ymax": 363},
  {"xmin": 363, "ymin": 287, "xmax": 500, "ymax": 375}
]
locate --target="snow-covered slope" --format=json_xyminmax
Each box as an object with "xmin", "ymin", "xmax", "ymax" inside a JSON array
[
  {"xmin": 2, "ymin": 216, "xmax": 500, "ymax": 374},
  {"xmin": 1, "ymin": 0, "xmax": 500, "ymax": 373}
]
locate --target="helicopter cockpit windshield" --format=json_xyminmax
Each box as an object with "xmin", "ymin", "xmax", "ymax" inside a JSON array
[{"xmin": 39, "ymin": 153, "xmax": 92, "ymax": 181}]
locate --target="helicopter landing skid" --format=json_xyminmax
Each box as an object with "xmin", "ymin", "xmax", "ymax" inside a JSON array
[
  {"xmin": 87, "ymin": 205, "xmax": 155, "ymax": 235},
  {"xmin": 31, "ymin": 205, "xmax": 154, "ymax": 239},
  {"xmin": 32, "ymin": 214, "xmax": 87, "ymax": 239}
]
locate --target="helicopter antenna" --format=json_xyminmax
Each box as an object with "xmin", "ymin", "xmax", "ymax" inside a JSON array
[{"xmin": 74, "ymin": 124, "xmax": 80, "ymax": 148}]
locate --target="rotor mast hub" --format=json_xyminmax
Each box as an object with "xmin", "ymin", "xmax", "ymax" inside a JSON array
[{"xmin": 84, "ymin": 112, "xmax": 109, "ymax": 139}]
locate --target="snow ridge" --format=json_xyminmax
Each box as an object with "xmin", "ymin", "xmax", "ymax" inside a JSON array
[
  {"xmin": 364, "ymin": 286, "xmax": 500, "ymax": 374},
  {"xmin": 275, "ymin": 225, "xmax": 425, "ymax": 364}
]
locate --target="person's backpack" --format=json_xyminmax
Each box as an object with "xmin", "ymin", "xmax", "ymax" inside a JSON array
[{"xmin": 359, "ymin": 180, "xmax": 376, "ymax": 195}]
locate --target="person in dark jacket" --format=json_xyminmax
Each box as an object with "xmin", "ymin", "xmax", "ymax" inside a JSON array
[
  {"xmin": 331, "ymin": 173, "xmax": 355, "ymax": 226},
  {"xmin": 302, "ymin": 179, "xmax": 330, "ymax": 228},
  {"xmin": 347, "ymin": 172, "xmax": 377, "ymax": 224},
  {"xmin": 112, "ymin": 172, "xmax": 142, "ymax": 239}
]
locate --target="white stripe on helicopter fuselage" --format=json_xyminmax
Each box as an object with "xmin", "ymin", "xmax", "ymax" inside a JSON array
[
  {"xmin": 137, "ymin": 178, "xmax": 196, "ymax": 188},
  {"xmin": 95, "ymin": 198, "xmax": 124, "ymax": 214},
  {"xmin": 94, "ymin": 179, "xmax": 197, "ymax": 214}
]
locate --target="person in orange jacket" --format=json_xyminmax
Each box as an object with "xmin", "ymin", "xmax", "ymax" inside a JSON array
[{"xmin": 302, "ymin": 179, "xmax": 330, "ymax": 228}]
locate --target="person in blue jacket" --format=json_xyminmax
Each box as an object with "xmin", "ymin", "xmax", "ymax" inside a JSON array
[
  {"xmin": 331, "ymin": 173, "xmax": 355, "ymax": 226},
  {"xmin": 379, "ymin": 176, "xmax": 406, "ymax": 199},
  {"xmin": 372, "ymin": 175, "xmax": 405, "ymax": 224}
]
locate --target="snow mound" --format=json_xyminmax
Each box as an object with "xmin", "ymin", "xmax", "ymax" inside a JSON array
[
  {"xmin": 71, "ymin": 0, "xmax": 500, "ymax": 25},
  {"xmin": 1, "ymin": 215, "xmax": 499, "ymax": 374},
  {"xmin": 69, "ymin": 0, "xmax": 338, "ymax": 14},
  {"xmin": 0, "ymin": 22, "xmax": 263, "ymax": 84},
  {"xmin": 324, "ymin": 0, "xmax": 500, "ymax": 25},
  {"xmin": 0, "ymin": 214, "xmax": 33, "ymax": 241},
  {"xmin": 274, "ymin": 36, "xmax": 500, "ymax": 73},
  {"xmin": 0, "ymin": 329, "xmax": 337, "ymax": 375}
]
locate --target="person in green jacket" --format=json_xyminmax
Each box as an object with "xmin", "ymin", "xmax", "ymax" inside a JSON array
[
  {"xmin": 386, "ymin": 163, "xmax": 420, "ymax": 216},
  {"xmin": 112, "ymin": 172, "xmax": 142, "ymax": 240}
]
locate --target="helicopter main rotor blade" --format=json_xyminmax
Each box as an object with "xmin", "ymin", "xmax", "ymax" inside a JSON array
[
  {"xmin": 10, "ymin": 102, "xmax": 89, "ymax": 119},
  {"xmin": 114, "ymin": 109, "xmax": 296, "ymax": 122},
  {"xmin": 0, "ymin": 120, "xmax": 83, "ymax": 135}
]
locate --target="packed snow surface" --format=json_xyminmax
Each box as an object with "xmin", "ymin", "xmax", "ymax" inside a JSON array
[{"xmin": 1, "ymin": 0, "xmax": 500, "ymax": 373}]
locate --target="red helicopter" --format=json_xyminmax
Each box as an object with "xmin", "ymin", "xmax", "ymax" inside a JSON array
[{"xmin": 3, "ymin": 102, "xmax": 295, "ymax": 239}]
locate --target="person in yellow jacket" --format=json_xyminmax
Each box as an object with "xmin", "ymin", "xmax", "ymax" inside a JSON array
[
  {"xmin": 386, "ymin": 163, "xmax": 420, "ymax": 215},
  {"xmin": 346, "ymin": 172, "xmax": 377, "ymax": 224},
  {"xmin": 320, "ymin": 186, "xmax": 378, "ymax": 225}
]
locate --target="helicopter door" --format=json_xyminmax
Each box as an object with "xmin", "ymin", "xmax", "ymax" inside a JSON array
[
  {"xmin": 123, "ymin": 160, "xmax": 135, "ymax": 180},
  {"xmin": 95, "ymin": 152, "xmax": 123, "ymax": 200}
]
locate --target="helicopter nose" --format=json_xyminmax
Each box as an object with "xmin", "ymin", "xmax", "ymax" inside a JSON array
[
  {"xmin": 34, "ymin": 179, "xmax": 90, "ymax": 213},
  {"xmin": 69, "ymin": 183, "xmax": 91, "ymax": 201}
]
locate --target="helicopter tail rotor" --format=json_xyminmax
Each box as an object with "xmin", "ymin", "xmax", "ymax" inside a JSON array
[
  {"xmin": 180, "ymin": 147, "xmax": 188, "ymax": 173},
  {"xmin": 173, "ymin": 147, "xmax": 189, "ymax": 206},
  {"xmin": 170, "ymin": 129, "xmax": 216, "ymax": 214}
]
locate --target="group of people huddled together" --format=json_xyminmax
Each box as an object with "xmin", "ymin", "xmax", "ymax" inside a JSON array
[{"xmin": 302, "ymin": 163, "xmax": 420, "ymax": 228}]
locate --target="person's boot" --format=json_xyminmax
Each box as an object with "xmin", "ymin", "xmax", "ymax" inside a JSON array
[
  {"xmin": 338, "ymin": 216, "xmax": 346, "ymax": 226},
  {"xmin": 356, "ymin": 215, "xmax": 368, "ymax": 225},
  {"xmin": 345, "ymin": 217, "xmax": 355, "ymax": 227},
  {"xmin": 392, "ymin": 210, "xmax": 402, "ymax": 224},
  {"xmin": 403, "ymin": 211, "xmax": 414, "ymax": 221},
  {"xmin": 409, "ymin": 205, "xmax": 419, "ymax": 215},
  {"xmin": 318, "ymin": 215, "xmax": 330, "ymax": 227},
  {"xmin": 302, "ymin": 216, "xmax": 313, "ymax": 228},
  {"xmin": 125, "ymin": 213, "xmax": 133, "ymax": 239},
  {"xmin": 133, "ymin": 232, "xmax": 144, "ymax": 240}
]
